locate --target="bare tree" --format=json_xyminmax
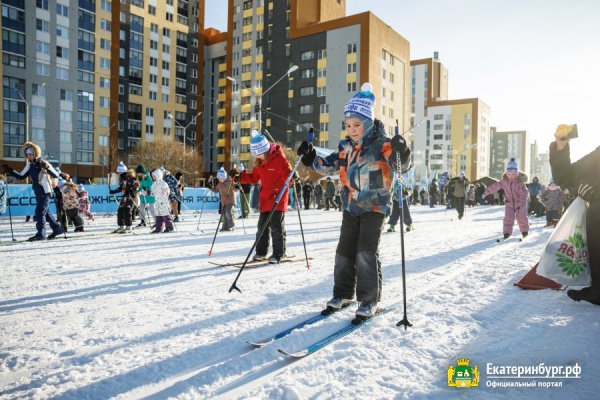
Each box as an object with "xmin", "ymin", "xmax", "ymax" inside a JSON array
[{"xmin": 128, "ymin": 135, "xmax": 204, "ymax": 186}]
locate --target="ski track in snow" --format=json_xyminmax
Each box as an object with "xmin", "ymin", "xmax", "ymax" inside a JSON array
[{"xmin": 1, "ymin": 206, "xmax": 598, "ymax": 399}]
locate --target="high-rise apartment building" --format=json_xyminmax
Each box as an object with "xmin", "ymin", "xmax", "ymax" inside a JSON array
[
  {"xmin": 2, "ymin": 0, "xmax": 411, "ymax": 180},
  {"xmin": 207, "ymin": 0, "xmax": 411, "ymax": 171},
  {"xmin": 489, "ymin": 127, "xmax": 530, "ymax": 179},
  {"xmin": 1, "ymin": 0, "xmax": 204, "ymax": 182},
  {"xmin": 410, "ymin": 54, "xmax": 490, "ymax": 180}
]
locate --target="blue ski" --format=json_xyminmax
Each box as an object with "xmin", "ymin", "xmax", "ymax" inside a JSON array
[
  {"xmin": 247, "ymin": 302, "xmax": 354, "ymax": 347},
  {"xmin": 277, "ymin": 305, "xmax": 395, "ymax": 358}
]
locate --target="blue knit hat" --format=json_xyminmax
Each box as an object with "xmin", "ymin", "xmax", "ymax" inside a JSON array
[
  {"xmin": 116, "ymin": 161, "xmax": 127, "ymax": 173},
  {"xmin": 344, "ymin": 83, "xmax": 376, "ymax": 121},
  {"xmin": 217, "ymin": 167, "xmax": 227, "ymax": 180},
  {"xmin": 250, "ymin": 130, "xmax": 270, "ymax": 156},
  {"xmin": 506, "ymin": 158, "xmax": 518, "ymax": 173}
]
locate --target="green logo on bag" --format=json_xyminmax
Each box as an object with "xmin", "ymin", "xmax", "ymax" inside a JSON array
[{"xmin": 555, "ymin": 228, "xmax": 588, "ymax": 277}]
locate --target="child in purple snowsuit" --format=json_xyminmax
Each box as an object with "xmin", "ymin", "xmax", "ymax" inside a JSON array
[{"xmin": 483, "ymin": 158, "xmax": 529, "ymax": 240}]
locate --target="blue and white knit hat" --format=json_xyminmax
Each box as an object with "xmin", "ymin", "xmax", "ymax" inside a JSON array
[
  {"xmin": 78, "ymin": 184, "xmax": 85, "ymax": 191},
  {"xmin": 217, "ymin": 167, "xmax": 227, "ymax": 180},
  {"xmin": 344, "ymin": 83, "xmax": 376, "ymax": 121},
  {"xmin": 116, "ymin": 161, "xmax": 127, "ymax": 173},
  {"xmin": 57, "ymin": 178, "xmax": 66, "ymax": 188},
  {"xmin": 506, "ymin": 158, "xmax": 518, "ymax": 173},
  {"xmin": 250, "ymin": 130, "xmax": 270, "ymax": 156}
]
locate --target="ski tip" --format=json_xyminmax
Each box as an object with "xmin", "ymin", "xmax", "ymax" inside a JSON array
[
  {"xmin": 278, "ymin": 348, "xmax": 308, "ymax": 358},
  {"xmin": 247, "ymin": 340, "xmax": 267, "ymax": 347}
]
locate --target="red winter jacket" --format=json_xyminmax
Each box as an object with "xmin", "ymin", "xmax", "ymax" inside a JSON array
[{"xmin": 240, "ymin": 144, "xmax": 292, "ymax": 212}]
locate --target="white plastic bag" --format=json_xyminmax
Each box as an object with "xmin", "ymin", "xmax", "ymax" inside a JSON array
[{"xmin": 537, "ymin": 197, "xmax": 591, "ymax": 286}]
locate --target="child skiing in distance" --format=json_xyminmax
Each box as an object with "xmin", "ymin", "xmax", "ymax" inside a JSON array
[
  {"xmin": 296, "ymin": 83, "xmax": 412, "ymax": 320},
  {"xmin": 61, "ymin": 181, "xmax": 85, "ymax": 232},
  {"xmin": 540, "ymin": 179, "xmax": 565, "ymax": 227},
  {"xmin": 483, "ymin": 158, "xmax": 529, "ymax": 241},
  {"xmin": 210, "ymin": 167, "xmax": 239, "ymax": 232},
  {"xmin": 109, "ymin": 163, "xmax": 139, "ymax": 234},
  {"xmin": 150, "ymin": 168, "xmax": 175, "ymax": 233},
  {"xmin": 77, "ymin": 184, "xmax": 93, "ymax": 221},
  {"xmin": 238, "ymin": 130, "xmax": 293, "ymax": 264}
]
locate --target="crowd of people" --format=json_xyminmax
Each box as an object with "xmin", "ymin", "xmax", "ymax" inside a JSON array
[{"xmin": 1, "ymin": 93, "xmax": 597, "ymax": 315}]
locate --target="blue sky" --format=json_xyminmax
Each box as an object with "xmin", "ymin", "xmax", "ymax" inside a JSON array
[{"xmin": 204, "ymin": 0, "xmax": 600, "ymax": 160}]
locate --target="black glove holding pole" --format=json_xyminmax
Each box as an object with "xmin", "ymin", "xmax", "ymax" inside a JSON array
[{"xmin": 297, "ymin": 141, "xmax": 317, "ymax": 167}]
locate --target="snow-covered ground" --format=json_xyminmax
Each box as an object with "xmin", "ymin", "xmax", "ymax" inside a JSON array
[{"xmin": 1, "ymin": 204, "xmax": 598, "ymax": 399}]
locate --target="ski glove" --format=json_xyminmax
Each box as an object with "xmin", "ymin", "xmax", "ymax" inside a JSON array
[
  {"xmin": 297, "ymin": 141, "xmax": 317, "ymax": 167},
  {"xmin": 40, "ymin": 160, "xmax": 50, "ymax": 170},
  {"xmin": 1, "ymin": 163, "xmax": 13, "ymax": 174},
  {"xmin": 391, "ymin": 135, "xmax": 408, "ymax": 155},
  {"xmin": 578, "ymin": 183, "xmax": 595, "ymax": 202}
]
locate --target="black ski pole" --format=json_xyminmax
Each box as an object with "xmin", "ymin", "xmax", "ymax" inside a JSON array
[
  {"xmin": 196, "ymin": 192, "xmax": 206, "ymax": 231},
  {"xmin": 6, "ymin": 180, "xmax": 16, "ymax": 242},
  {"xmin": 292, "ymin": 179, "xmax": 311, "ymax": 269},
  {"xmin": 229, "ymin": 128, "xmax": 314, "ymax": 293},
  {"xmin": 208, "ymin": 178, "xmax": 235, "ymax": 255},
  {"xmin": 394, "ymin": 119, "xmax": 412, "ymax": 329}
]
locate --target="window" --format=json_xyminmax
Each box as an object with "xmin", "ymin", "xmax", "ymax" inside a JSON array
[
  {"xmin": 100, "ymin": 58, "xmax": 110, "ymax": 69},
  {"xmin": 347, "ymin": 82, "xmax": 357, "ymax": 92},
  {"xmin": 36, "ymin": 40, "xmax": 49, "ymax": 54},
  {"xmin": 299, "ymin": 105, "xmax": 313, "ymax": 114},
  {"xmin": 166, "ymin": 12, "xmax": 173, "ymax": 22},
  {"xmin": 56, "ymin": 3, "xmax": 69, "ymax": 17},
  {"xmin": 347, "ymin": 63, "xmax": 356, "ymax": 73},
  {"xmin": 148, "ymin": 5, "xmax": 156, "ymax": 15},
  {"xmin": 32, "ymin": 106, "xmax": 45, "ymax": 119},
  {"xmin": 36, "ymin": 62, "xmax": 50, "ymax": 76},
  {"xmin": 318, "ymin": 49, "xmax": 326, "ymax": 59},
  {"xmin": 36, "ymin": 19, "xmax": 49, "ymax": 32},
  {"xmin": 60, "ymin": 89, "xmax": 72, "ymax": 101},
  {"xmin": 99, "ymin": 97, "xmax": 109, "ymax": 108},
  {"xmin": 317, "ymin": 87, "xmax": 326, "ymax": 97},
  {"xmin": 99, "ymin": 116, "xmax": 110, "ymax": 127},
  {"xmin": 100, "ymin": 77, "xmax": 110, "ymax": 89},
  {"xmin": 162, "ymin": 61, "xmax": 170, "ymax": 70},
  {"xmin": 36, "ymin": 0, "xmax": 49, "ymax": 10},
  {"xmin": 60, "ymin": 110, "xmax": 72, "ymax": 123},
  {"xmin": 99, "ymin": 135, "xmax": 109, "ymax": 147},
  {"xmin": 300, "ymin": 50, "xmax": 315, "ymax": 60},
  {"xmin": 300, "ymin": 69, "xmax": 314, "ymax": 79},
  {"xmin": 100, "ymin": 19, "xmax": 111, "ymax": 31},
  {"xmin": 149, "ymin": 57, "xmax": 157, "ymax": 67},
  {"xmin": 389, "ymin": 72, "xmax": 394, "ymax": 84},
  {"xmin": 100, "ymin": 39, "xmax": 110, "ymax": 50},
  {"xmin": 347, "ymin": 43, "xmax": 357, "ymax": 54},
  {"xmin": 56, "ymin": 25, "xmax": 69, "ymax": 38},
  {"xmin": 60, "ymin": 131, "xmax": 72, "ymax": 143},
  {"xmin": 101, "ymin": 0, "xmax": 111, "ymax": 11},
  {"xmin": 163, "ymin": 28, "xmax": 171, "ymax": 37},
  {"xmin": 56, "ymin": 67, "xmax": 69, "ymax": 80},
  {"xmin": 148, "ymin": 91, "xmax": 156, "ymax": 100},
  {"xmin": 56, "ymin": 46, "xmax": 69, "ymax": 59},
  {"xmin": 150, "ymin": 23, "xmax": 158, "ymax": 33},
  {"xmin": 300, "ymin": 87, "xmax": 314, "ymax": 96}
]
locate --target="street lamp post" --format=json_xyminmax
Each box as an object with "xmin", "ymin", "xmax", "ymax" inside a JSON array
[
  {"xmin": 227, "ymin": 65, "xmax": 298, "ymax": 133},
  {"xmin": 14, "ymin": 82, "xmax": 46, "ymax": 144},
  {"xmin": 167, "ymin": 110, "xmax": 202, "ymax": 153}
]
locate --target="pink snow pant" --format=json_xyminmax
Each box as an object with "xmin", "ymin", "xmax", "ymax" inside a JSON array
[{"xmin": 503, "ymin": 203, "xmax": 529, "ymax": 235}]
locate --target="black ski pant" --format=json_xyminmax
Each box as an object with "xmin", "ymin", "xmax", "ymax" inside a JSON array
[
  {"xmin": 454, "ymin": 196, "xmax": 465, "ymax": 218},
  {"xmin": 388, "ymin": 198, "xmax": 412, "ymax": 226},
  {"xmin": 325, "ymin": 197, "xmax": 337, "ymax": 210},
  {"xmin": 255, "ymin": 211, "xmax": 286, "ymax": 258},
  {"xmin": 332, "ymin": 211, "xmax": 385, "ymax": 304},
  {"xmin": 117, "ymin": 206, "xmax": 133, "ymax": 227},
  {"xmin": 65, "ymin": 208, "xmax": 84, "ymax": 231},
  {"xmin": 303, "ymin": 196, "xmax": 310, "ymax": 210}
]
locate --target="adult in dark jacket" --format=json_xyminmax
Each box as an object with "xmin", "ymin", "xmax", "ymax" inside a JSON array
[
  {"xmin": 302, "ymin": 182, "xmax": 313, "ymax": 210},
  {"xmin": 550, "ymin": 124, "xmax": 600, "ymax": 305},
  {"xmin": 428, "ymin": 179, "xmax": 438, "ymax": 207},
  {"xmin": 324, "ymin": 177, "xmax": 337, "ymax": 210},
  {"xmin": 450, "ymin": 173, "xmax": 470, "ymax": 219},
  {"xmin": 1, "ymin": 141, "xmax": 63, "ymax": 241}
]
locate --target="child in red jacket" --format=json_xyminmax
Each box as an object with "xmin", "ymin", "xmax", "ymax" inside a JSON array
[{"xmin": 238, "ymin": 131, "xmax": 293, "ymax": 264}]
